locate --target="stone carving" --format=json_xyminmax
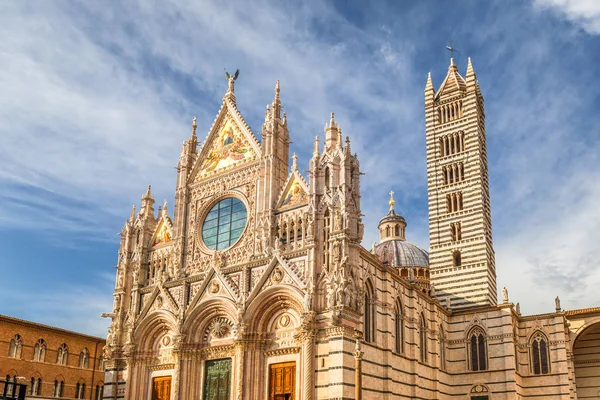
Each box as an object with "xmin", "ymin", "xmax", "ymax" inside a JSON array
[
  {"xmin": 502, "ymin": 287, "xmax": 509, "ymax": 303},
  {"xmin": 209, "ymin": 281, "xmax": 220, "ymax": 294},
  {"xmin": 555, "ymin": 296, "xmax": 561, "ymax": 311},
  {"xmin": 209, "ymin": 318, "xmax": 231, "ymax": 339},
  {"xmin": 271, "ymin": 266, "xmax": 284, "ymax": 284}
]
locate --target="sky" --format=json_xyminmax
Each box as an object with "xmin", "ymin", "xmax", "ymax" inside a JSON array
[{"xmin": 0, "ymin": 0, "xmax": 599, "ymax": 337}]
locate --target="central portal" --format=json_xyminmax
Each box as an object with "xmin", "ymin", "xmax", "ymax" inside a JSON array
[
  {"xmin": 269, "ymin": 362, "xmax": 296, "ymax": 400},
  {"xmin": 203, "ymin": 358, "xmax": 232, "ymax": 400}
]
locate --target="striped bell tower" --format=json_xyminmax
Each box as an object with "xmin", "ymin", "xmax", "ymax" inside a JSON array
[{"xmin": 425, "ymin": 57, "xmax": 497, "ymax": 309}]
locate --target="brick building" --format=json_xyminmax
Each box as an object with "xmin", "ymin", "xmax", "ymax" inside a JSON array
[{"xmin": 0, "ymin": 314, "xmax": 105, "ymax": 399}]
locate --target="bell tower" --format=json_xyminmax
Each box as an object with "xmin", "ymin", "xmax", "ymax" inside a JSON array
[{"xmin": 425, "ymin": 57, "xmax": 496, "ymax": 309}]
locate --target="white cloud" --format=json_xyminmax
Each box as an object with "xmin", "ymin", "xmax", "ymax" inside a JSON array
[{"xmin": 534, "ymin": 0, "xmax": 600, "ymax": 34}]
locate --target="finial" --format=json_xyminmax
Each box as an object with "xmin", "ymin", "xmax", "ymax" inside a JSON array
[
  {"xmin": 329, "ymin": 112, "xmax": 335, "ymax": 128},
  {"xmin": 313, "ymin": 136, "xmax": 320, "ymax": 155},
  {"xmin": 130, "ymin": 205, "xmax": 136, "ymax": 221},
  {"xmin": 389, "ymin": 190, "xmax": 395, "ymax": 209},
  {"xmin": 450, "ymin": 57, "xmax": 454, "ymax": 66},
  {"xmin": 143, "ymin": 185, "xmax": 152, "ymax": 199},
  {"xmin": 163, "ymin": 199, "xmax": 168, "ymax": 215},
  {"xmin": 192, "ymin": 116, "xmax": 197, "ymax": 136},
  {"xmin": 466, "ymin": 57, "xmax": 476, "ymax": 82},
  {"xmin": 292, "ymin": 153, "xmax": 298, "ymax": 170},
  {"xmin": 275, "ymin": 80, "xmax": 280, "ymax": 99},
  {"xmin": 282, "ymin": 112, "xmax": 287, "ymax": 126}
]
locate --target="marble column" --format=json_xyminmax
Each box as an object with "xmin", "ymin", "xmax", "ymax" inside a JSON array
[
  {"xmin": 235, "ymin": 342, "xmax": 245, "ymax": 400},
  {"xmin": 303, "ymin": 332, "xmax": 315, "ymax": 400},
  {"xmin": 354, "ymin": 339, "xmax": 364, "ymax": 400}
]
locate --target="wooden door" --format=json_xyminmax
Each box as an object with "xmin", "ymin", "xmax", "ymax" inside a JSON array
[
  {"xmin": 203, "ymin": 358, "xmax": 232, "ymax": 400},
  {"xmin": 269, "ymin": 362, "xmax": 295, "ymax": 400},
  {"xmin": 152, "ymin": 376, "xmax": 171, "ymax": 400}
]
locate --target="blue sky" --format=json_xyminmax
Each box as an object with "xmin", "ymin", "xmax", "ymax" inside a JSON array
[{"xmin": 1, "ymin": 0, "xmax": 599, "ymax": 336}]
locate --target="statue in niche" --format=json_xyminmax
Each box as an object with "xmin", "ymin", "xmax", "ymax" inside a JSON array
[
  {"xmin": 326, "ymin": 283, "xmax": 335, "ymax": 309},
  {"xmin": 307, "ymin": 215, "xmax": 314, "ymax": 237},
  {"xmin": 334, "ymin": 211, "xmax": 342, "ymax": 231},
  {"xmin": 335, "ymin": 281, "xmax": 344, "ymax": 307},
  {"xmin": 304, "ymin": 284, "xmax": 314, "ymax": 312},
  {"xmin": 332, "ymin": 240, "xmax": 341, "ymax": 265}
]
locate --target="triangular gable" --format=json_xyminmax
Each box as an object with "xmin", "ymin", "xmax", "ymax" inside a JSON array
[
  {"xmin": 247, "ymin": 253, "xmax": 306, "ymax": 304},
  {"xmin": 152, "ymin": 217, "xmax": 174, "ymax": 247},
  {"xmin": 276, "ymin": 170, "xmax": 309, "ymax": 210},
  {"xmin": 185, "ymin": 266, "xmax": 240, "ymax": 318},
  {"xmin": 189, "ymin": 99, "xmax": 261, "ymax": 182}
]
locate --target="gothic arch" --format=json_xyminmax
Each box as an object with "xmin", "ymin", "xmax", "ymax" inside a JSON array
[
  {"xmin": 134, "ymin": 310, "xmax": 178, "ymax": 351},
  {"xmin": 244, "ymin": 286, "xmax": 304, "ymax": 333},
  {"xmin": 183, "ymin": 297, "xmax": 238, "ymax": 343}
]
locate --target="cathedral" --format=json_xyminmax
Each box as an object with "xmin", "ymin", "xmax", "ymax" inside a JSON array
[{"xmin": 102, "ymin": 58, "xmax": 600, "ymax": 399}]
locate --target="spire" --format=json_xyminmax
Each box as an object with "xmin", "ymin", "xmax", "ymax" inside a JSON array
[
  {"xmin": 272, "ymin": 80, "xmax": 281, "ymax": 119},
  {"xmin": 466, "ymin": 56, "xmax": 476, "ymax": 87},
  {"xmin": 312, "ymin": 136, "xmax": 320, "ymax": 160},
  {"xmin": 345, "ymin": 136, "xmax": 351, "ymax": 155},
  {"xmin": 325, "ymin": 112, "xmax": 340, "ymax": 149},
  {"xmin": 129, "ymin": 205, "xmax": 136, "ymax": 222},
  {"xmin": 162, "ymin": 200, "xmax": 168, "ymax": 218},
  {"xmin": 435, "ymin": 57, "xmax": 466, "ymax": 98},
  {"xmin": 140, "ymin": 185, "xmax": 155, "ymax": 219},
  {"xmin": 425, "ymin": 72, "xmax": 435, "ymax": 103},
  {"xmin": 191, "ymin": 116, "xmax": 197, "ymax": 137}
]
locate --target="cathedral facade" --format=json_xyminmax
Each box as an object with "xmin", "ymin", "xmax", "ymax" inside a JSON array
[{"xmin": 102, "ymin": 59, "xmax": 600, "ymax": 400}]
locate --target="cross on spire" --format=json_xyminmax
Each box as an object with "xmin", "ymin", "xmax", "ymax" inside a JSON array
[{"xmin": 389, "ymin": 190, "xmax": 395, "ymax": 209}]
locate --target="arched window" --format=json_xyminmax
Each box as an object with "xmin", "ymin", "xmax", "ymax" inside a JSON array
[
  {"xmin": 394, "ymin": 299, "xmax": 404, "ymax": 354},
  {"xmin": 385, "ymin": 226, "xmax": 390, "ymax": 237},
  {"xmin": 79, "ymin": 348, "xmax": 89, "ymax": 368},
  {"xmin": 364, "ymin": 280, "xmax": 375, "ymax": 343},
  {"xmin": 76, "ymin": 381, "xmax": 86, "ymax": 399},
  {"xmin": 394, "ymin": 225, "xmax": 400, "ymax": 236},
  {"xmin": 95, "ymin": 384, "xmax": 104, "ymax": 400},
  {"xmin": 57, "ymin": 343, "xmax": 68, "ymax": 365},
  {"xmin": 420, "ymin": 314, "xmax": 427, "ymax": 363},
  {"xmin": 453, "ymin": 251, "xmax": 461, "ymax": 267},
  {"xmin": 530, "ymin": 331, "xmax": 550, "ymax": 375},
  {"xmin": 324, "ymin": 167, "xmax": 330, "ymax": 188},
  {"xmin": 33, "ymin": 338, "xmax": 47, "ymax": 361},
  {"xmin": 440, "ymin": 326, "xmax": 446, "ymax": 371},
  {"xmin": 8, "ymin": 334, "xmax": 23, "ymax": 358},
  {"xmin": 469, "ymin": 328, "xmax": 488, "ymax": 371},
  {"xmin": 53, "ymin": 380, "xmax": 64, "ymax": 397},
  {"xmin": 323, "ymin": 210, "xmax": 330, "ymax": 270},
  {"xmin": 97, "ymin": 357, "xmax": 104, "ymax": 371}
]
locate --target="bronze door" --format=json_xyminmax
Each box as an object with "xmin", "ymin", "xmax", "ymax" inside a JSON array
[
  {"xmin": 203, "ymin": 358, "xmax": 232, "ymax": 400},
  {"xmin": 269, "ymin": 362, "xmax": 295, "ymax": 400},
  {"xmin": 151, "ymin": 376, "xmax": 171, "ymax": 400}
]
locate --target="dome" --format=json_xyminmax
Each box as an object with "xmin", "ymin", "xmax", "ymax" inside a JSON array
[{"xmin": 374, "ymin": 240, "xmax": 429, "ymax": 268}]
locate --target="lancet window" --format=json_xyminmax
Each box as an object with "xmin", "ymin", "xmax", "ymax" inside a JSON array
[
  {"xmin": 323, "ymin": 210, "xmax": 331, "ymax": 270},
  {"xmin": 29, "ymin": 378, "xmax": 42, "ymax": 395},
  {"xmin": 437, "ymin": 101, "xmax": 463, "ymax": 124},
  {"xmin": 79, "ymin": 348, "xmax": 89, "ymax": 368},
  {"xmin": 530, "ymin": 331, "xmax": 550, "ymax": 375},
  {"xmin": 420, "ymin": 314, "xmax": 427, "ymax": 363},
  {"xmin": 364, "ymin": 279, "xmax": 375, "ymax": 343},
  {"xmin": 439, "ymin": 131, "xmax": 465, "ymax": 157},
  {"xmin": 442, "ymin": 162, "xmax": 465, "ymax": 184},
  {"xmin": 440, "ymin": 326, "xmax": 446, "ymax": 371},
  {"xmin": 95, "ymin": 385, "xmax": 104, "ymax": 400},
  {"xmin": 56, "ymin": 343, "xmax": 68, "ymax": 365},
  {"xmin": 446, "ymin": 192, "xmax": 463, "ymax": 213},
  {"xmin": 394, "ymin": 298, "xmax": 404, "ymax": 354},
  {"xmin": 450, "ymin": 222, "xmax": 462, "ymax": 241},
  {"xmin": 468, "ymin": 328, "xmax": 488, "ymax": 371},
  {"xmin": 453, "ymin": 251, "xmax": 462, "ymax": 267},
  {"xmin": 33, "ymin": 338, "xmax": 46, "ymax": 361},
  {"xmin": 53, "ymin": 380, "xmax": 64, "ymax": 397},
  {"xmin": 8, "ymin": 334, "xmax": 23, "ymax": 358},
  {"xmin": 76, "ymin": 381, "xmax": 86, "ymax": 399}
]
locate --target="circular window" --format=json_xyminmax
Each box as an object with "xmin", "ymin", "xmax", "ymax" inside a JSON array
[{"xmin": 201, "ymin": 197, "xmax": 248, "ymax": 250}]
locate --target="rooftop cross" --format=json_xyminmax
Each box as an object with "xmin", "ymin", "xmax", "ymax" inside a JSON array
[{"xmin": 389, "ymin": 190, "xmax": 395, "ymax": 208}]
